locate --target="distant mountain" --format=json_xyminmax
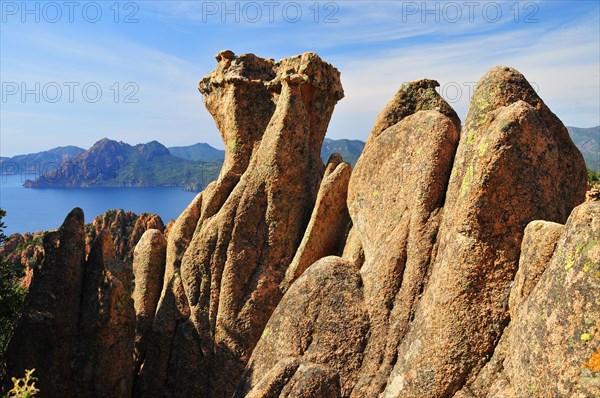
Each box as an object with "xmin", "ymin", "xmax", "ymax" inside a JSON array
[
  {"xmin": 321, "ymin": 138, "xmax": 365, "ymax": 167},
  {"xmin": 168, "ymin": 138, "xmax": 366, "ymax": 167},
  {"xmin": 168, "ymin": 143, "xmax": 225, "ymax": 162},
  {"xmin": 23, "ymin": 138, "xmax": 220, "ymax": 190},
  {"xmin": 0, "ymin": 146, "xmax": 85, "ymax": 172},
  {"xmin": 567, "ymin": 126, "xmax": 599, "ymax": 171}
]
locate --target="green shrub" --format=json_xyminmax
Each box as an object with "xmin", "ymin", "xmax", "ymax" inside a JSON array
[
  {"xmin": 589, "ymin": 168, "xmax": 600, "ymax": 184},
  {"xmin": 0, "ymin": 210, "xmax": 27, "ymax": 379},
  {"xmin": 5, "ymin": 369, "xmax": 39, "ymax": 397}
]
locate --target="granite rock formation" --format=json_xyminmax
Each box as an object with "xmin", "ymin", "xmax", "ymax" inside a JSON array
[
  {"xmin": 455, "ymin": 201, "xmax": 599, "ymax": 398},
  {"xmin": 281, "ymin": 154, "xmax": 351, "ymax": 292},
  {"xmin": 381, "ymin": 66, "xmax": 587, "ymax": 398},
  {"xmin": 236, "ymin": 66, "xmax": 588, "ymax": 398},
  {"xmin": 76, "ymin": 229, "xmax": 136, "ymax": 398},
  {"xmin": 0, "ymin": 210, "xmax": 165, "ymax": 291},
  {"xmin": 3, "ymin": 56, "xmax": 594, "ymax": 398},
  {"xmin": 86, "ymin": 209, "xmax": 165, "ymax": 264},
  {"xmin": 4, "ymin": 209, "xmax": 86, "ymax": 396}
]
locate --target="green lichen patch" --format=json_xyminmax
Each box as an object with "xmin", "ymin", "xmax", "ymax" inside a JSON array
[
  {"xmin": 460, "ymin": 164, "xmax": 475, "ymax": 197},
  {"xmin": 564, "ymin": 255, "xmax": 575, "ymax": 271},
  {"xmin": 261, "ymin": 326, "xmax": 271, "ymax": 339},
  {"xmin": 466, "ymin": 131, "xmax": 476, "ymax": 145},
  {"xmin": 580, "ymin": 332, "xmax": 592, "ymax": 342},
  {"xmin": 478, "ymin": 140, "xmax": 489, "ymax": 157}
]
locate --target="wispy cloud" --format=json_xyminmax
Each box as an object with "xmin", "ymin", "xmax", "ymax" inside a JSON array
[
  {"xmin": 1, "ymin": 21, "xmax": 220, "ymax": 156},
  {"xmin": 327, "ymin": 9, "xmax": 600, "ymax": 141}
]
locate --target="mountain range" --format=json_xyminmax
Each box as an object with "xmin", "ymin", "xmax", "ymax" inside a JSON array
[
  {"xmin": 567, "ymin": 126, "xmax": 599, "ymax": 171},
  {"xmin": 0, "ymin": 145, "xmax": 85, "ymax": 169},
  {"xmin": 167, "ymin": 142, "xmax": 225, "ymax": 162},
  {"xmin": 1, "ymin": 126, "xmax": 597, "ymax": 190},
  {"xmin": 320, "ymin": 138, "xmax": 366, "ymax": 166}
]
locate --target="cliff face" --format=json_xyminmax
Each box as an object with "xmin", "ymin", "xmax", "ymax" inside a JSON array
[
  {"xmin": 4, "ymin": 210, "xmax": 139, "ymax": 397},
  {"xmin": 4, "ymin": 53, "xmax": 596, "ymax": 398}
]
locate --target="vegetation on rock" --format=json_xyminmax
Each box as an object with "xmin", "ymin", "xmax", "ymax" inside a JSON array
[
  {"xmin": 5, "ymin": 369, "xmax": 39, "ymax": 398},
  {"xmin": 0, "ymin": 210, "xmax": 27, "ymax": 380}
]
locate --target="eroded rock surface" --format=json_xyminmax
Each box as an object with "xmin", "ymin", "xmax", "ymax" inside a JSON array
[
  {"xmin": 86, "ymin": 209, "xmax": 165, "ymax": 264},
  {"xmin": 508, "ymin": 220, "xmax": 564, "ymax": 318},
  {"xmin": 349, "ymin": 109, "xmax": 459, "ymax": 397},
  {"xmin": 282, "ymin": 154, "xmax": 352, "ymax": 291},
  {"xmin": 457, "ymin": 201, "xmax": 600, "ymax": 398},
  {"xmin": 505, "ymin": 202, "xmax": 600, "ymax": 397},
  {"xmin": 382, "ymin": 66, "xmax": 587, "ymax": 398},
  {"xmin": 135, "ymin": 193, "xmax": 202, "ymax": 397},
  {"xmin": 237, "ymin": 256, "xmax": 369, "ymax": 398}
]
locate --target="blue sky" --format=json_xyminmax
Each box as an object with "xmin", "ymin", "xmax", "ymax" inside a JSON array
[{"xmin": 1, "ymin": 0, "xmax": 599, "ymax": 156}]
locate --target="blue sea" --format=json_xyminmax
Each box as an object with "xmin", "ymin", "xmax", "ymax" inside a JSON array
[{"xmin": 0, "ymin": 174, "xmax": 198, "ymax": 235}]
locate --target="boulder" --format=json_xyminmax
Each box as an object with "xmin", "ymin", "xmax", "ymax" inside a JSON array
[{"xmin": 236, "ymin": 257, "xmax": 369, "ymax": 397}]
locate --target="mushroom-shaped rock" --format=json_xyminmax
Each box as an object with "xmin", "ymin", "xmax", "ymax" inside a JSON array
[{"xmin": 137, "ymin": 51, "xmax": 345, "ymax": 397}]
